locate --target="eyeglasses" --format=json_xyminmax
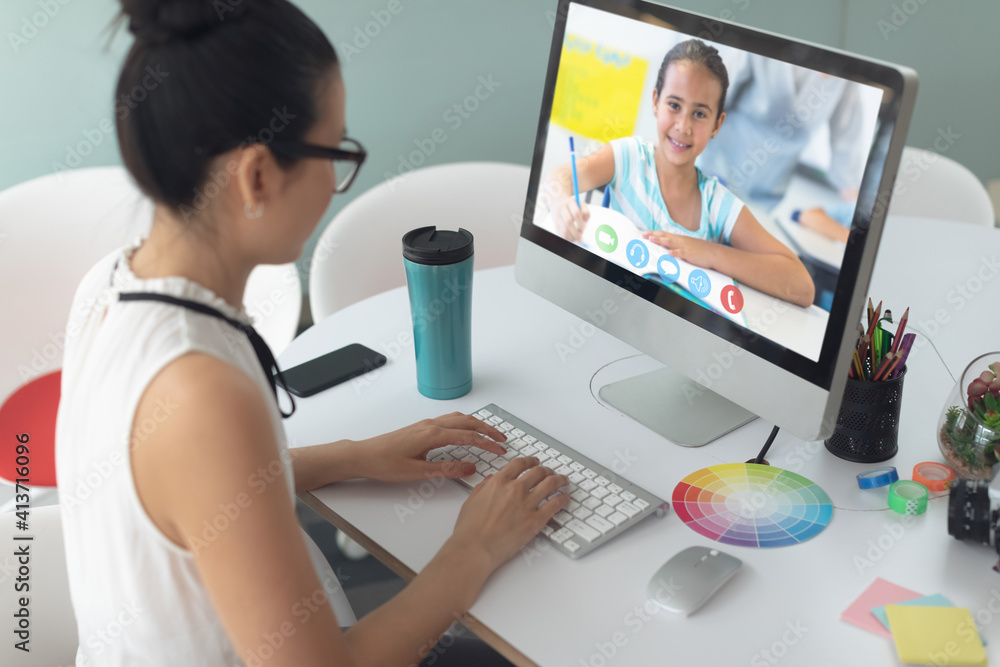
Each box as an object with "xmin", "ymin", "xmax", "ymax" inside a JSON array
[{"xmin": 269, "ymin": 137, "xmax": 367, "ymax": 193}]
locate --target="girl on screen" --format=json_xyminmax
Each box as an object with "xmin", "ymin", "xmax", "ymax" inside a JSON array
[
  {"xmin": 55, "ymin": 1, "xmax": 564, "ymax": 665},
  {"xmin": 544, "ymin": 39, "xmax": 815, "ymax": 308}
]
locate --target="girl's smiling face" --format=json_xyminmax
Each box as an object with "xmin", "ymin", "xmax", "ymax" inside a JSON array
[{"xmin": 652, "ymin": 60, "xmax": 725, "ymax": 168}]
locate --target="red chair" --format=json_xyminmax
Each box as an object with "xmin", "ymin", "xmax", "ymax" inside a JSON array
[{"xmin": 0, "ymin": 167, "xmax": 153, "ymax": 510}]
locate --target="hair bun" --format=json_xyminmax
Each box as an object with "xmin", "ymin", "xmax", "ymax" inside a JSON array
[{"xmin": 121, "ymin": 0, "xmax": 247, "ymax": 45}]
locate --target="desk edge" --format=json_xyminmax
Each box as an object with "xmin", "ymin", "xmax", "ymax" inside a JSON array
[{"xmin": 298, "ymin": 491, "xmax": 540, "ymax": 667}]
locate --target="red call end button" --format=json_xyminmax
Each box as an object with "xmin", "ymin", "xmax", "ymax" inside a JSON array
[{"xmin": 721, "ymin": 285, "xmax": 744, "ymax": 314}]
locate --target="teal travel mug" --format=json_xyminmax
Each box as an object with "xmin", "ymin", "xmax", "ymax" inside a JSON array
[{"xmin": 402, "ymin": 226, "xmax": 474, "ymax": 399}]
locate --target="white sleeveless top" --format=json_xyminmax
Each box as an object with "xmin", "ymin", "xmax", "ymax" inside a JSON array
[{"xmin": 55, "ymin": 238, "xmax": 355, "ymax": 666}]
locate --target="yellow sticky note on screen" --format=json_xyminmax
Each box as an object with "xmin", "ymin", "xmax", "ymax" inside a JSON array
[
  {"xmin": 886, "ymin": 605, "xmax": 987, "ymax": 666},
  {"xmin": 550, "ymin": 34, "xmax": 648, "ymax": 142}
]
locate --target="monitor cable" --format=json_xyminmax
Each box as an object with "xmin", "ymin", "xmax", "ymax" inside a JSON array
[{"xmin": 752, "ymin": 425, "xmax": 780, "ymax": 465}]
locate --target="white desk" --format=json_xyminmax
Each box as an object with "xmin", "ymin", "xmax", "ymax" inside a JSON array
[{"xmin": 281, "ymin": 215, "xmax": 1000, "ymax": 666}]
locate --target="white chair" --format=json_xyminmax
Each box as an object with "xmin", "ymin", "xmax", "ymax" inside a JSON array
[
  {"xmin": 0, "ymin": 167, "xmax": 302, "ymax": 511},
  {"xmin": 309, "ymin": 161, "xmax": 530, "ymax": 321},
  {"xmin": 887, "ymin": 147, "xmax": 996, "ymax": 226},
  {"xmin": 0, "ymin": 506, "xmax": 77, "ymax": 666}
]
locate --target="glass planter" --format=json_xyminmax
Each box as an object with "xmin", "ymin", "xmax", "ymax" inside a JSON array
[{"xmin": 937, "ymin": 352, "xmax": 1000, "ymax": 480}]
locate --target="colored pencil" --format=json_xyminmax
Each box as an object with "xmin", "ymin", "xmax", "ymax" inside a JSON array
[
  {"xmin": 886, "ymin": 333, "xmax": 915, "ymax": 379},
  {"xmin": 889, "ymin": 307, "xmax": 909, "ymax": 354},
  {"xmin": 865, "ymin": 300, "xmax": 882, "ymax": 339},
  {"xmin": 858, "ymin": 335, "xmax": 871, "ymax": 379},
  {"xmin": 872, "ymin": 352, "xmax": 896, "ymax": 381},
  {"xmin": 569, "ymin": 137, "xmax": 581, "ymax": 209},
  {"xmin": 852, "ymin": 349, "xmax": 865, "ymax": 379},
  {"xmin": 874, "ymin": 326, "xmax": 882, "ymax": 369}
]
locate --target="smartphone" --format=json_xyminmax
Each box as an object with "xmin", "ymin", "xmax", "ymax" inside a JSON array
[{"xmin": 279, "ymin": 343, "xmax": 387, "ymax": 397}]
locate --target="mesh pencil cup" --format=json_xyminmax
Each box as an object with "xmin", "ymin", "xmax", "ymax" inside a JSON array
[{"xmin": 825, "ymin": 367, "xmax": 906, "ymax": 463}]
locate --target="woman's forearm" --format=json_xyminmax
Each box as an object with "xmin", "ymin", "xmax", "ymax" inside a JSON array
[
  {"xmin": 289, "ymin": 440, "xmax": 368, "ymax": 493},
  {"xmin": 342, "ymin": 537, "xmax": 493, "ymax": 665}
]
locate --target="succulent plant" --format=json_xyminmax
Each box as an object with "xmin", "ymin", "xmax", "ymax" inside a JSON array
[
  {"xmin": 966, "ymin": 363, "xmax": 1000, "ymax": 428},
  {"xmin": 941, "ymin": 363, "xmax": 1000, "ymax": 471}
]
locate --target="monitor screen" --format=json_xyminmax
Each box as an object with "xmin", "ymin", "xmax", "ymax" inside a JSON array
[{"xmin": 522, "ymin": 0, "xmax": 911, "ymax": 387}]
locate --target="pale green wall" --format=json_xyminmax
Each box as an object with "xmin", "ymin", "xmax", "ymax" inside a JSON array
[{"xmin": 2, "ymin": 0, "xmax": 997, "ymax": 292}]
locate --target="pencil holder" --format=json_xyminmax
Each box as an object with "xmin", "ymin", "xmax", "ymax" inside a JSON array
[{"xmin": 825, "ymin": 367, "xmax": 906, "ymax": 463}]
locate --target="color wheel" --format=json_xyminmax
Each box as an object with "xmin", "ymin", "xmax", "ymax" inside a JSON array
[{"xmin": 672, "ymin": 463, "xmax": 833, "ymax": 547}]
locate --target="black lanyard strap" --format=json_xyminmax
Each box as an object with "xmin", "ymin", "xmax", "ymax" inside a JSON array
[{"xmin": 118, "ymin": 291, "xmax": 296, "ymax": 418}]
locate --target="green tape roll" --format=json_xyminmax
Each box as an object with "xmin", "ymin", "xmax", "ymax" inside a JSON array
[{"xmin": 888, "ymin": 480, "xmax": 929, "ymax": 515}]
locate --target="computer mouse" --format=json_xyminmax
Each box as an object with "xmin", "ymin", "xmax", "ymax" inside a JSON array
[{"xmin": 646, "ymin": 546, "xmax": 742, "ymax": 616}]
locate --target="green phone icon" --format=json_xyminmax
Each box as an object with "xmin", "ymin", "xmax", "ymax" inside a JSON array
[{"xmin": 595, "ymin": 224, "xmax": 618, "ymax": 253}]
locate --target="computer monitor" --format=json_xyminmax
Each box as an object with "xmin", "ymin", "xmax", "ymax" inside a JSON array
[{"xmin": 515, "ymin": 0, "xmax": 917, "ymax": 445}]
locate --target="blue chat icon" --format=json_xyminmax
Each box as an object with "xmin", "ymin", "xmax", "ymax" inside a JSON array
[
  {"xmin": 688, "ymin": 269, "xmax": 711, "ymax": 298},
  {"xmin": 626, "ymin": 240, "xmax": 649, "ymax": 269},
  {"xmin": 656, "ymin": 255, "xmax": 680, "ymax": 284}
]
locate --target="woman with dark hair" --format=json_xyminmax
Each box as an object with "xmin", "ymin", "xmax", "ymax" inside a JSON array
[{"xmin": 55, "ymin": 1, "xmax": 568, "ymax": 665}]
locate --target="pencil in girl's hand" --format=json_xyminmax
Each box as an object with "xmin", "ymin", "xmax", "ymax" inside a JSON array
[
  {"xmin": 569, "ymin": 136, "xmax": 581, "ymax": 209},
  {"xmin": 890, "ymin": 307, "xmax": 909, "ymax": 354}
]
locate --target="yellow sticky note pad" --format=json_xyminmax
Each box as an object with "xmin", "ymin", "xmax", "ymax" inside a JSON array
[
  {"xmin": 886, "ymin": 605, "xmax": 987, "ymax": 666},
  {"xmin": 550, "ymin": 34, "xmax": 648, "ymax": 142}
]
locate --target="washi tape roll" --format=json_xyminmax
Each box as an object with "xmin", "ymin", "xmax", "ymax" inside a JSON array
[
  {"xmin": 888, "ymin": 480, "xmax": 929, "ymax": 516},
  {"xmin": 857, "ymin": 466, "xmax": 899, "ymax": 489},
  {"xmin": 912, "ymin": 462, "xmax": 955, "ymax": 492}
]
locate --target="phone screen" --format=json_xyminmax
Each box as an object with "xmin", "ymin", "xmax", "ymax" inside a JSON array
[{"xmin": 279, "ymin": 343, "xmax": 387, "ymax": 397}]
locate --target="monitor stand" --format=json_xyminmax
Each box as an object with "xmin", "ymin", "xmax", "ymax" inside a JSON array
[{"xmin": 598, "ymin": 367, "xmax": 756, "ymax": 447}]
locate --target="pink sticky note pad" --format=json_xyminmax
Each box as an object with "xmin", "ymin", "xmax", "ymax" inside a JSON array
[{"xmin": 841, "ymin": 578, "xmax": 922, "ymax": 638}]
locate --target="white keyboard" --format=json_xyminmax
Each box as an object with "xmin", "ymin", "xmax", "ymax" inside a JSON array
[{"xmin": 427, "ymin": 404, "xmax": 669, "ymax": 559}]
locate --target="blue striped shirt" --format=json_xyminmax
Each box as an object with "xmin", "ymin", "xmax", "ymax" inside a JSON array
[{"xmin": 608, "ymin": 137, "xmax": 744, "ymax": 244}]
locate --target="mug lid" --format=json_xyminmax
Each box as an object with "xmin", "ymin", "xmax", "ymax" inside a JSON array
[{"xmin": 402, "ymin": 226, "xmax": 474, "ymax": 265}]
